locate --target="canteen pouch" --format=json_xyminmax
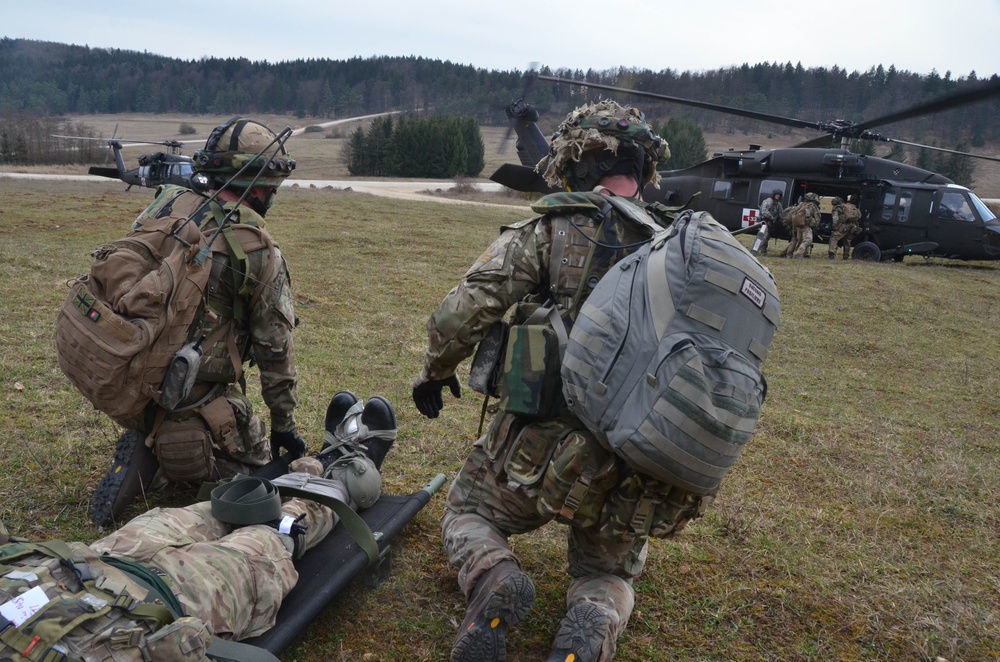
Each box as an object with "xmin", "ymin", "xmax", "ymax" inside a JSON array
[
  {"xmin": 197, "ymin": 394, "xmax": 241, "ymax": 455},
  {"xmin": 152, "ymin": 416, "xmax": 216, "ymax": 482},
  {"xmin": 537, "ymin": 430, "xmax": 619, "ymax": 528},
  {"xmin": 499, "ymin": 318, "xmax": 564, "ymax": 418}
]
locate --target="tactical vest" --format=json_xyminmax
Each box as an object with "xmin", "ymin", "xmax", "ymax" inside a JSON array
[{"xmin": 0, "ymin": 539, "xmax": 206, "ymax": 662}]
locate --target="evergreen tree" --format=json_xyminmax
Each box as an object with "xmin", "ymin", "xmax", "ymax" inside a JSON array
[{"xmin": 654, "ymin": 118, "xmax": 707, "ymax": 169}]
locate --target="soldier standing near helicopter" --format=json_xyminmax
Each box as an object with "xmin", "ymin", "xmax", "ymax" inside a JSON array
[
  {"xmin": 751, "ymin": 189, "xmax": 783, "ymax": 256},
  {"xmin": 782, "ymin": 192, "xmax": 821, "ymax": 258},
  {"xmin": 828, "ymin": 196, "xmax": 862, "ymax": 259}
]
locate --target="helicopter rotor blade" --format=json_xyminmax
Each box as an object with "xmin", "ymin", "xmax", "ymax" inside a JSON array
[
  {"xmin": 537, "ymin": 74, "xmax": 824, "ymax": 132},
  {"xmin": 540, "ymin": 74, "xmax": 1000, "ymax": 164}
]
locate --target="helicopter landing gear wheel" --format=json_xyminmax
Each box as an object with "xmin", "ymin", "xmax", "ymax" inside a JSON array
[{"xmin": 852, "ymin": 241, "xmax": 881, "ymax": 262}]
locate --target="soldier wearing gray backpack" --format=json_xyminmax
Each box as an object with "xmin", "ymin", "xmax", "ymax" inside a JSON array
[{"xmin": 413, "ymin": 100, "xmax": 779, "ymax": 662}]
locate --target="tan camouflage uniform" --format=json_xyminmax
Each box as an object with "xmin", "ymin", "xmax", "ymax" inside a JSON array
[
  {"xmin": 423, "ymin": 203, "xmax": 705, "ymax": 660},
  {"xmin": 135, "ymin": 185, "xmax": 298, "ymax": 477},
  {"xmin": 783, "ymin": 201, "xmax": 820, "ymax": 258},
  {"xmin": 0, "ymin": 458, "xmax": 348, "ymax": 659},
  {"xmin": 828, "ymin": 201, "xmax": 861, "ymax": 259},
  {"xmin": 91, "ymin": 457, "xmax": 329, "ymax": 641}
]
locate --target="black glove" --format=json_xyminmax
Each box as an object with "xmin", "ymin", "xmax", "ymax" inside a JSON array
[
  {"xmin": 412, "ymin": 375, "xmax": 462, "ymax": 419},
  {"xmin": 270, "ymin": 429, "xmax": 307, "ymax": 461}
]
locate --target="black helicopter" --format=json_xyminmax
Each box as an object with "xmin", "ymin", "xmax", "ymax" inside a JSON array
[
  {"xmin": 51, "ymin": 135, "xmax": 207, "ymax": 190},
  {"xmin": 491, "ymin": 75, "xmax": 1000, "ymax": 262}
]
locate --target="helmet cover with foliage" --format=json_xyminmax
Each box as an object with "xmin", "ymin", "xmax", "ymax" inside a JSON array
[
  {"xmin": 538, "ymin": 100, "xmax": 670, "ymax": 192},
  {"xmin": 194, "ymin": 117, "xmax": 296, "ymax": 189},
  {"xmin": 804, "ymin": 192, "xmax": 821, "ymax": 203}
]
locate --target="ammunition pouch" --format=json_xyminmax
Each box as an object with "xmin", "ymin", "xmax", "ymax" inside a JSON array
[
  {"xmin": 151, "ymin": 414, "xmax": 217, "ymax": 483},
  {"xmin": 598, "ymin": 474, "xmax": 712, "ymax": 542}
]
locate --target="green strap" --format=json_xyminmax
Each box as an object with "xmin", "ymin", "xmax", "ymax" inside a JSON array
[
  {"xmin": 210, "ymin": 476, "xmax": 283, "ymax": 526},
  {"xmin": 207, "ymin": 635, "xmax": 280, "ymax": 662},
  {"xmin": 101, "ymin": 555, "xmax": 184, "ymax": 620},
  {"xmin": 221, "ymin": 224, "xmax": 251, "ymax": 322},
  {"xmin": 275, "ymin": 485, "xmax": 382, "ymax": 567}
]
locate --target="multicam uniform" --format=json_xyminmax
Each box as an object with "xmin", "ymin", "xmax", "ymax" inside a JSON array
[
  {"xmin": 783, "ymin": 200, "xmax": 821, "ymax": 258},
  {"xmin": 422, "ymin": 193, "xmax": 708, "ymax": 660},
  {"xmin": 135, "ymin": 184, "xmax": 298, "ymax": 479},
  {"xmin": 0, "ymin": 457, "xmax": 356, "ymax": 660},
  {"xmin": 828, "ymin": 201, "xmax": 861, "ymax": 259}
]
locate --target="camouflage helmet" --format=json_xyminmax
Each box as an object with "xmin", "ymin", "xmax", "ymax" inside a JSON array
[
  {"xmin": 831, "ymin": 196, "xmax": 844, "ymax": 205},
  {"xmin": 804, "ymin": 192, "xmax": 821, "ymax": 203},
  {"xmin": 538, "ymin": 100, "xmax": 670, "ymax": 192},
  {"xmin": 772, "ymin": 189, "xmax": 783, "ymax": 199},
  {"xmin": 193, "ymin": 117, "xmax": 295, "ymax": 189}
]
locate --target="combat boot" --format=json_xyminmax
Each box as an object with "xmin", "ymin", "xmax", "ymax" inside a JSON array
[
  {"xmin": 828, "ymin": 252, "xmax": 836, "ymax": 260},
  {"xmin": 91, "ymin": 429, "xmax": 160, "ymax": 529},
  {"xmin": 545, "ymin": 603, "xmax": 613, "ymax": 662},
  {"xmin": 451, "ymin": 561, "xmax": 536, "ymax": 662},
  {"xmin": 319, "ymin": 391, "xmax": 397, "ymax": 471}
]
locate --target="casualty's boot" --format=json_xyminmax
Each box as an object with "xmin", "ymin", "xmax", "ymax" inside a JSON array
[
  {"xmin": 91, "ymin": 429, "xmax": 160, "ymax": 528},
  {"xmin": 451, "ymin": 561, "xmax": 536, "ymax": 662},
  {"xmin": 324, "ymin": 390, "xmax": 360, "ymax": 437},
  {"xmin": 359, "ymin": 396, "xmax": 397, "ymax": 470},
  {"xmin": 319, "ymin": 392, "xmax": 397, "ymax": 472},
  {"xmin": 545, "ymin": 603, "xmax": 613, "ymax": 662}
]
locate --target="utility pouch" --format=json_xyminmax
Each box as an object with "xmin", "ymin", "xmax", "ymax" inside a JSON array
[
  {"xmin": 538, "ymin": 431, "xmax": 619, "ymax": 528},
  {"xmin": 159, "ymin": 340, "xmax": 204, "ymax": 411},
  {"xmin": 197, "ymin": 395, "xmax": 241, "ymax": 455},
  {"xmin": 144, "ymin": 616, "xmax": 212, "ymax": 662},
  {"xmin": 468, "ymin": 321, "xmax": 510, "ymax": 398},
  {"xmin": 502, "ymin": 424, "xmax": 560, "ymax": 491},
  {"xmin": 499, "ymin": 306, "xmax": 565, "ymax": 418},
  {"xmin": 152, "ymin": 416, "xmax": 216, "ymax": 482}
]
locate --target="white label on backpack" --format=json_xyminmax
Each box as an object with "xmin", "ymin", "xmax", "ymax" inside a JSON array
[
  {"xmin": 0, "ymin": 585, "xmax": 49, "ymax": 626},
  {"xmin": 741, "ymin": 277, "xmax": 766, "ymax": 309}
]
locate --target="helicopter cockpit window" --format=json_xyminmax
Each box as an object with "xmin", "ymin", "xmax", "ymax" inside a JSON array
[
  {"xmin": 970, "ymin": 193, "xmax": 997, "ymax": 222},
  {"xmin": 938, "ymin": 191, "xmax": 975, "ymax": 222}
]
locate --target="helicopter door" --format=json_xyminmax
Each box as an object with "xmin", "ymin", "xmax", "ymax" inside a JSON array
[
  {"xmin": 932, "ymin": 190, "xmax": 982, "ymax": 255},
  {"xmin": 877, "ymin": 188, "xmax": 931, "ymax": 248}
]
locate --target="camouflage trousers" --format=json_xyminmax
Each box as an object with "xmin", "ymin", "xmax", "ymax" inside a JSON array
[
  {"xmin": 91, "ymin": 457, "xmax": 333, "ymax": 640},
  {"xmin": 442, "ymin": 414, "xmax": 646, "ymax": 660},
  {"xmin": 784, "ymin": 226, "xmax": 813, "ymax": 258},
  {"xmin": 828, "ymin": 226, "xmax": 855, "ymax": 259}
]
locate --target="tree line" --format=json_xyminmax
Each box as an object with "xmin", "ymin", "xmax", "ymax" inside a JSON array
[
  {"xmin": 1, "ymin": 37, "xmax": 997, "ymax": 180},
  {"xmin": 347, "ymin": 115, "xmax": 485, "ymax": 178}
]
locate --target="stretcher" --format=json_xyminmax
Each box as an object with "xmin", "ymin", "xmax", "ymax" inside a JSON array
[{"xmin": 242, "ymin": 473, "xmax": 446, "ymax": 656}]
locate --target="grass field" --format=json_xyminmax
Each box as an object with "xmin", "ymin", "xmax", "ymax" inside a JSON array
[{"xmin": 0, "ymin": 178, "xmax": 998, "ymax": 661}]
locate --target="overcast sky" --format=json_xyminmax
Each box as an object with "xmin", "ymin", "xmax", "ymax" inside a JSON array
[{"xmin": 5, "ymin": 0, "xmax": 998, "ymax": 79}]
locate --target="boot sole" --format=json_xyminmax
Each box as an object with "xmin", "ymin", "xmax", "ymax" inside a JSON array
[
  {"xmin": 91, "ymin": 429, "xmax": 159, "ymax": 528},
  {"xmin": 451, "ymin": 572, "xmax": 536, "ymax": 662},
  {"xmin": 546, "ymin": 604, "xmax": 611, "ymax": 662}
]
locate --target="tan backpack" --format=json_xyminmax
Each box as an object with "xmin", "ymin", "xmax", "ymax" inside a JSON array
[
  {"xmin": 55, "ymin": 200, "xmax": 271, "ymax": 431},
  {"xmin": 791, "ymin": 203, "xmax": 808, "ymax": 228}
]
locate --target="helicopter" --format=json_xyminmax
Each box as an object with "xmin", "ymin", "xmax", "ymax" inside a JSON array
[
  {"xmin": 51, "ymin": 135, "xmax": 207, "ymax": 191},
  {"xmin": 490, "ymin": 75, "xmax": 1000, "ymax": 262}
]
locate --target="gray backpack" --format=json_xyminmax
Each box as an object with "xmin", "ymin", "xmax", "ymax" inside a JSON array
[{"xmin": 561, "ymin": 210, "xmax": 780, "ymax": 496}]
